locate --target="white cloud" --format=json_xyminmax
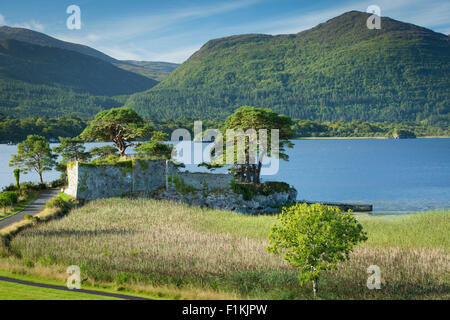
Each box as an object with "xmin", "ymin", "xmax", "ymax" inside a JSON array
[
  {"xmin": 86, "ymin": 34, "xmax": 101, "ymax": 42},
  {"xmin": 223, "ymin": 0, "xmax": 449, "ymax": 36},
  {"xmin": 144, "ymin": 45, "xmax": 201, "ymax": 63},
  {"xmin": 51, "ymin": 0, "xmax": 261, "ymax": 62},
  {"xmin": 71, "ymin": 0, "xmax": 261, "ymax": 43},
  {"xmin": 95, "ymin": 43, "xmax": 201, "ymax": 63},
  {"xmin": 13, "ymin": 20, "xmax": 45, "ymax": 32},
  {"xmin": 0, "ymin": 13, "xmax": 45, "ymax": 32}
]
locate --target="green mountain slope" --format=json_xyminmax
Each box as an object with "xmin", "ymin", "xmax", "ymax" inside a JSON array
[
  {"xmin": 0, "ymin": 26, "xmax": 179, "ymax": 81},
  {"xmin": 0, "ymin": 39, "xmax": 158, "ymax": 95},
  {"xmin": 0, "ymin": 38, "xmax": 158, "ymax": 118},
  {"xmin": 125, "ymin": 11, "xmax": 449, "ymax": 125},
  {"xmin": 0, "ymin": 78, "xmax": 126, "ymax": 118}
]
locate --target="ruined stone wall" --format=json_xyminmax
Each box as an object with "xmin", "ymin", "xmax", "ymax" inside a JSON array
[
  {"xmin": 65, "ymin": 160, "xmax": 231, "ymax": 200},
  {"xmin": 176, "ymin": 172, "xmax": 233, "ymax": 191},
  {"xmin": 66, "ymin": 160, "xmax": 175, "ymax": 200},
  {"xmin": 65, "ymin": 160, "xmax": 299, "ymax": 213}
]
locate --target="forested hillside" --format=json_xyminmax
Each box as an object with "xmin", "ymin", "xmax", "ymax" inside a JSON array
[
  {"xmin": 0, "ymin": 39, "xmax": 157, "ymax": 95},
  {"xmin": 0, "ymin": 79, "xmax": 126, "ymax": 118},
  {"xmin": 126, "ymin": 11, "xmax": 449, "ymax": 125},
  {"xmin": 0, "ymin": 27, "xmax": 178, "ymax": 118},
  {"xmin": 0, "ymin": 39, "xmax": 157, "ymax": 118}
]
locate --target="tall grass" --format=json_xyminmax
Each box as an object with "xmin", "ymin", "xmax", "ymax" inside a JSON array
[{"xmin": 7, "ymin": 199, "xmax": 450, "ymax": 299}]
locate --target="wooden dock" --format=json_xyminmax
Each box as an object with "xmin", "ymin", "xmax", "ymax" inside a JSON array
[{"xmin": 299, "ymin": 201, "xmax": 373, "ymax": 212}]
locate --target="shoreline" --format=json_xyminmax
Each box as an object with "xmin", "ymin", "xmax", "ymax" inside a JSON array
[
  {"xmin": 295, "ymin": 136, "xmax": 450, "ymax": 140},
  {"xmin": 1, "ymin": 136, "xmax": 450, "ymax": 145}
]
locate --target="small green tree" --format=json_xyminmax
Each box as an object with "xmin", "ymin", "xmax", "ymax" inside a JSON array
[
  {"xmin": 13, "ymin": 168, "xmax": 20, "ymax": 190},
  {"xmin": 53, "ymin": 137, "xmax": 91, "ymax": 183},
  {"xmin": 80, "ymin": 107, "xmax": 152, "ymax": 157},
  {"xmin": 89, "ymin": 145, "xmax": 119, "ymax": 159},
  {"xmin": 53, "ymin": 137, "xmax": 91, "ymax": 163},
  {"xmin": 9, "ymin": 135, "xmax": 57, "ymax": 184},
  {"xmin": 267, "ymin": 203, "xmax": 367, "ymax": 297},
  {"xmin": 135, "ymin": 141, "xmax": 174, "ymax": 160},
  {"xmin": 88, "ymin": 145, "xmax": 120, "ymax": 164}
]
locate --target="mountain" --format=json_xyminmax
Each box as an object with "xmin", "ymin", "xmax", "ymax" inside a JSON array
[
  {"xmin": 0, "ymin": 26, "xmax": 116, "ymax": 63},
  {"xmin": 0, "ymin": 38, "xmax": 159, "ymax": 118},
  {"xmin": 0, "ymin": 39, "xmax": 157, "ymax": 95},
  {"xmin": 125, "ymin": 11, "xmax": 449, "ymax": 125},
  {"xmin": 114, "ymin": 61, "xmax": 180, "ymax": 81},
  {"xmin": 0, "ymin": 26, "xmax": 179, "ymax": 81},
  {"xmin": 0, "ymin": 27, "xmax": 178, "ymax": 118}
]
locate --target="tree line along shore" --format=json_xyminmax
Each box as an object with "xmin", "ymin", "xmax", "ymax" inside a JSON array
[{"xmin": 1, "ymin": 113, "xmax": 448, "ymax": 144}]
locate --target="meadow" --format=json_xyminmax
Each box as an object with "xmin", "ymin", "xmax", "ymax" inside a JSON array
[{"xmin": 3, "ymin": 198, "xmax": 449, "ymax": 299}]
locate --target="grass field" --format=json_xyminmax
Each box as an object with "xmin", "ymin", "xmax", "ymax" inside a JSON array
[
  {"xmin": 0, "ymin": 280, "xmax": 121, "ymax": 300},
  {"xmin": 3, "ymin": 198, "xmax": 449, "ymax": 300}
]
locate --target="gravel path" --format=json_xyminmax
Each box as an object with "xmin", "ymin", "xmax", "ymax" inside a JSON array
[{"xmin": 0, "ymin": 189, "xmax": 60, "ymax": 230}]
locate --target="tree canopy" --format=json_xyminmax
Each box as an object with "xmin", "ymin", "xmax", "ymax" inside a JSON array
[
  {"xmin": 53, "ymin": 137, "xmax": 91, "ymax": 163},
  {"xmin": 211, "ymin": 106, "xmax": 295, "ymax": 183},
  {"xmin": 9, "ymin": 135, "xmax": 56, "ymax": 183},
  {"xmin": 267, "ymin": 203, "xmax": 367, "ymax": 297},
  {"xmin": 80, "ymin": 107, "xmax": 152, "ymax": 156}
]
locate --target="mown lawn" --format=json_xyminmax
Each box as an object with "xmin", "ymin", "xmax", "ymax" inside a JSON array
[
  {"xmin": 4, "ymin": 199, "xmax": 450, "ymax": 300},
  {"xmin": 0, "ymin": 280, "xmax": 121, "ymax": 300}
]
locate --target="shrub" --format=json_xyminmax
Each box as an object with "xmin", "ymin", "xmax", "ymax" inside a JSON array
[
  {"xmin": 2, "ymin": 184, "xmax": 18, "ymax": 192},
  {"xmin": 231, "ymin": 181, "xmax": 291, "ymax": 200},
  {"xmin": 49, "ymin": 178, "xmax": 65, "ymax": 188},
  {"xmin": 37, "ymin": 183, "xmax": 47, "ymax": 190},
  {"xmin": 171, "ymin": 175, "xmax": 195, "ymax": 195},
  {"xmin": 0, "ymin": 191, "xmax": 19, "ymax": 207},
  {"xmin": 20, "ymin": 182, "xmax": 37, "ymax": 191},
  {"xmin": 46, "ymin": 193, "xmax": 74, "ymax": 212}
]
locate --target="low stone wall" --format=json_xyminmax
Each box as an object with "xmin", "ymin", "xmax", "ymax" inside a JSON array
[
  {"xmin": 156, "ymin": 187, "xmax": 298, "ymax": 214},
  {"xmin": 176, "ymin": 172, "xmax": 233, "ymax": 191}
]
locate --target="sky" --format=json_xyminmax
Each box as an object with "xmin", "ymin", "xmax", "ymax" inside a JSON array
[{"xmin": 0, "ymin": 0, "xmax": 449, "ymax": 63}]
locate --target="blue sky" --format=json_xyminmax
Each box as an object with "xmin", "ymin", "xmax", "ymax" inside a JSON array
[{"xmin": 1, "ymin": 0, "xmax": 449, "ymax": 63}]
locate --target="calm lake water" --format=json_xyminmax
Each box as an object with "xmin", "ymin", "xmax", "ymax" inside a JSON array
[{"xmin": 1, "ymin": 139, "xmax": 449, "ymax": 215}]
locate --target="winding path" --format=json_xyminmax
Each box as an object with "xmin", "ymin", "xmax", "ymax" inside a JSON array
[{"xmin": 0, "ymin": 189, "xmax": 60, "ymax": 230}]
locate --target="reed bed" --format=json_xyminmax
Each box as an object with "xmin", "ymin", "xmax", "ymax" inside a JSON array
[{"xmin": 7, "ymin": 199, "xmax": 449, "ymax": 299}]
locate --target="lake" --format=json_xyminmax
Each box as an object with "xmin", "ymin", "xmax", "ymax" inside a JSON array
[{"xmin": 1, "ymin": 139, "xmax": 449, "ymax": 215}]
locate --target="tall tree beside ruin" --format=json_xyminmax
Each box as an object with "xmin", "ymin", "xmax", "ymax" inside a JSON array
[
  {"xmin": 80, "ymin": 107, "xmax": 152, "ymax": 157},
  {"xmin": 212, "ymin": 106, "xmax": 295, "ymax": 183}
]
